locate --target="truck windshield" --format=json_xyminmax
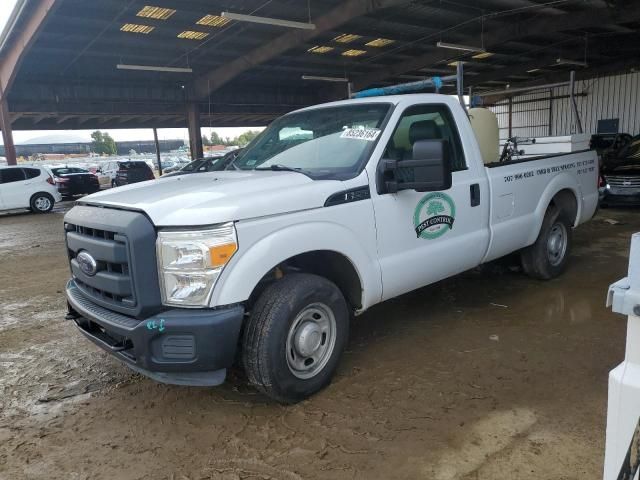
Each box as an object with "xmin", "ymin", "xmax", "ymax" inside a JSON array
[{"xmin": 232, "ymin": 103, "xmax": 391, "ymax": 179}]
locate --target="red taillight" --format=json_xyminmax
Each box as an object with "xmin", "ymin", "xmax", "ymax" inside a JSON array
[
  {"xmin": 55, "ymin": 177, "xmax": 70, "ymax": 184},
  {"xmin": 46, "ymin": 175, "xmax": 54, "ymax": 185},
  {"xmin": 599, "ymin": 175, "xmax": 606, "ymax": 188},
  {"xmin": 147, "ymin": 169, "xmax": 155, "ymax": 180}
]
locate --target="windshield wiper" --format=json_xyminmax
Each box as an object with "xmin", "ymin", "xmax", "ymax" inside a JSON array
[{"xmin": 255, "ymin": 164, "xmax": 312, "ymax": 178}]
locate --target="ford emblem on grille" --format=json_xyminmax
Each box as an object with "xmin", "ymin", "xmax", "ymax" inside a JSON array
[{"xmin": 77, "ymin": 251, "xmax": 98, "ymax": 277}]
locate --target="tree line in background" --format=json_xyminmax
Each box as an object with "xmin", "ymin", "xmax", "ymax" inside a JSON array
[
  {"xmin": 90, "ymin": 128, "xmax": 261, "ymax": 156},
  {"xmin": 91, "ymin": 131, "xmax": 118, "ymax": 155},
  {"xmin": 203, "ymin": 130, "xmax": 261, "ymax": 147}
]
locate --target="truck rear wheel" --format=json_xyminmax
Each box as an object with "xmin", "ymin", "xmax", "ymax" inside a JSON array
[
  {"xmin": 521, "ymin": 205, "xmax": 572, "ymax": 280},
  {"xmin": 242, "ymin": 273, "xmax": 349, "ymax": 404}
]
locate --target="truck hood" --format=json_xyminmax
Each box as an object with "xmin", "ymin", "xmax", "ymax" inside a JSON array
[{"xmin": 81, "ymin": 171, "xmax": 342, "ymax": 226}]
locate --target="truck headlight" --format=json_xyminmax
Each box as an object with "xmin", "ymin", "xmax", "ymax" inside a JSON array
[{"xmin": 157, "ymin": 224, "xmax": 238, "ymax": 307}]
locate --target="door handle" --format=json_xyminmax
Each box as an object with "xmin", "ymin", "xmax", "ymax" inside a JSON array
[{"xmin": 470, "ymin": 184, "xmax": 480, "ymax": 207}]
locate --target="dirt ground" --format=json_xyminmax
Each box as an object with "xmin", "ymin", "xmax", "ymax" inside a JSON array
[{"xmin": 0, "ymin": 203, "xmax": 637, "ymax": 480}]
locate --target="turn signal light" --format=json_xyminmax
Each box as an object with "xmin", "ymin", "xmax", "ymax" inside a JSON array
[{"xmin": 209, "ymin": 243, "xmax": 237, "ymax": 267}]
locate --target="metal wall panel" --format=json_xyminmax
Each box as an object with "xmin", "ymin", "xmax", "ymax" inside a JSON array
[{"xmin": 490, "ymin": 71, "xmax": 640, "ymax": 140}]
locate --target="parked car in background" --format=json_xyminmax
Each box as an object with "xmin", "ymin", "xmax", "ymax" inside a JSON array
[
  {"xmin": 99, "ymin": 161, "xmax": 121, "ymax": 187},
  {"xmin": 158, "ymin": 160, "xmax": 179, "ymax": 174},
  {"xmin": 600, "ymin": 162, "xmax": 640, "ymax": 207},
  {"xmin": 161, "ymin": 149, "xmax": 243, "ymax": 178},
  {"xmin": 0, "ymin": 165, "xmax": 61, "ymax": 213},
  {"xmin": 48, "ymin": 166, "xmax": 100, "ymax": 198},
  {"xmin": 598, "ymin": 134, "xmax": 640, "ymax": 207},
  {"xmin": 114, "ymin": 161, "xmax": 155, "ymax": 186}
]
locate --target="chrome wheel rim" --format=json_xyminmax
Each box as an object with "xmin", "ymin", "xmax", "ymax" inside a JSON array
[
  {"xmin": 547, "ymin": 222, "xmax": 568, "ymax": 267},
  {"xmin": 35, "ymin": 196, "xmax": 51, "ymax": 211},
  {"xmin": 286, "ymin": 303, "xmax": 336, "ymax": 380}
]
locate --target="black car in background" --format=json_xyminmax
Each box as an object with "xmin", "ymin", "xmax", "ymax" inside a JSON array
[
  {"xmin": 599, "ymin": 134, "xmax": 640, "ymax": 206},
  {"xmin": 161, "ymin": 150, "xmax": 243, "ymax": 178},
  {"xmin": 114, "ymin": 161, "xmax": 155, "ymax": 186},
  {"xmin": 49, "ymin": 167, "xmax": 100, "ymax": 197}
]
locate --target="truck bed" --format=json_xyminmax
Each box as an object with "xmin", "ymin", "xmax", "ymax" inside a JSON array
[{"xmin": 482, "ymin": 150, "xmax": 599, "ymax": 263}]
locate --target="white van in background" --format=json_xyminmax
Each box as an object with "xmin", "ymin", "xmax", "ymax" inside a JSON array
[{"xmin": 0, "ymin": 166, "xmax": 62, "ymax": 213}]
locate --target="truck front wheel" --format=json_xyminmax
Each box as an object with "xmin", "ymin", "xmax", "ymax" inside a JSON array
[
  {"xmin": 242, "ymin": 273, "xmax": 349, "ymax": 403},
  {"xmin": 521, "ymin": 205, "xmax": 573, "ymax": 280}
]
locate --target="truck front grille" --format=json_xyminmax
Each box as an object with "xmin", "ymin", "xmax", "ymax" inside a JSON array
[
  {"xmin": 606, "ymin": 175, "xmax": 640, "ymax": 188},
  {"xmin": 66, "ymin": 224, "xmax": 136, "ymax": 310},
  {"xmin": 64, "ymin": 204, "xmax": 162, "ymax": 319}
]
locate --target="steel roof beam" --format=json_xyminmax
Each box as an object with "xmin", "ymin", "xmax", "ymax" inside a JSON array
[
  {"xmin": 193, "ymin": 0, "xmax": 411, "ymax": 99},
  {"xmin": 352, "ymin": 5, "xmax": 638, "ymax": 90},
  {"xmin": 0, "ymin": 0, "xmax": 58, "ymax": 95}
]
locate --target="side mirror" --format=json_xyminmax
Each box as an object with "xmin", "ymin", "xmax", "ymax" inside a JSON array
[{"xmin": 382, "ymin": 140, "xmax": 452, "ymax": 193}]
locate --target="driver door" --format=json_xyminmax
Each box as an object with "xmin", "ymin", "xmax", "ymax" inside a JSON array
[{"xmin": 370, "ymin": 103, "xmax": 490, "ymax": 301}]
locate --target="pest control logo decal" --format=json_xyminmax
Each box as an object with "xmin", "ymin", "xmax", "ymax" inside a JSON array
[{"xmin": 413, "ymin": 192, "xmax": 456, "ymax": 240}]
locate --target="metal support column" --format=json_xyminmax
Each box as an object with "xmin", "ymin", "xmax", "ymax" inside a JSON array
[
  {"xmin": 0, "ymin": 85, "xmax": 17, "ymax": 166},
  {"xmin": 548, "ymin": 88, "xmax": 554, "ymax": 137},
  {"xmin": 187, "ymin": 103, "xmax": 203, "ymax": 160},
  {"xmin": 457, "ymin": 62, "xmax": 467, "ymax": 114},
  {"xmin": 570, "ymin": 71, "xmax": 584, "ymax": 134},
  {"xmin": 508, "ymin": 97, "xmax": 513, "ymax": 139},
  {"xmin": 153, "ymin": 127, "xmax": 162, "ymax": 176}
]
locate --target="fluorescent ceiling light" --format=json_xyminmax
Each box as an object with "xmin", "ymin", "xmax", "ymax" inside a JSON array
[
  {"xmin": 366, "ymin": 38, "xmax": 395, "ymax": 47},
  {"xmin": 418, "ymin": 67, "xmax": 454, "ymax": 74},
  {"xmin": 437, "ymin": 41, "xmax": 485, "ymax": 53},
  {"xmin": 177, "ymin": 30, "xmax": 209, "ymax": 40},
  {"xmin": 121, "ymin": 23, "xmax": 155, "ymax": 34},
  {"xmin": 472, "ymin": 52, "xmax": 493, "ymax": 59},
  {"xmin": 448, "ymin": 61, "xmax": 463, "ymax": 67},
  {"xmin": 136, "ymin": 6, "xmax": 176, "ymax": 20},
  {"xmin": 302, "ymin": 75, "xmax": 349, "ymax": 82},
  {"xmin": 307, "ymin": 45, "xmax": 334, "ymax": 54},
  {"xmin": 197, "ymin": 15, "xmax": 231, "ymax": 27},
  {"xmin": 221, "ymin": 12, "xmax": 315, "ymax": 30},
  {"xmin": 555, "ymin": 58, "xmax": 588, "ymax": 67},
  {"xmin": 527, "ymin": 68, "xmax": 541, "ymax": 73},
  {"xmin": 342, "ymin": 49, "xmax": 367, "ymax": 57},
  {"xmin": 334, "ymin": 33, "xmax": 362, "ymax": 43},
  {"xmin": 117, "ymin": 64, "xmax": 193, "ymax": 73}
]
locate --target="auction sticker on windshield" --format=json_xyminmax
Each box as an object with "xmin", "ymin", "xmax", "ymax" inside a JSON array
[{"xmin": 340, "ymin": 128, "xmax": 381, "ymax": 141}]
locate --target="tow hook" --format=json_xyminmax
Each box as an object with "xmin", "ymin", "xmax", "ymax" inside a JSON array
[{"xmin": 65, "ymin": 303, "xmax": 81, "ymax": 320}]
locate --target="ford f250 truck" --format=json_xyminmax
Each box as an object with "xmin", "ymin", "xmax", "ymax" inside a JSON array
[{"xmin": 64, "ymin": 94, "xmax": 598, "ymax": 403}]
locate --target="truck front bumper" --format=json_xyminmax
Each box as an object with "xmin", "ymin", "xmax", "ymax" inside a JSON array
[
  {"xmin": 600, "ymin": 188, "xmax": 640, "ymax": 207},
  {"xmin": 65, "ymin": 279, "xmax": 244, "ymax": 386}
]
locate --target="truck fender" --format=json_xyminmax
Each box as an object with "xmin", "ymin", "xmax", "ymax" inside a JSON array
[
  {"xmin": 210, "ymin": 221, "xmax": 382, "ymax": 311},
  {"xmin": 526, "ymin": 173, "xmax": 581, "ymax": 246}
]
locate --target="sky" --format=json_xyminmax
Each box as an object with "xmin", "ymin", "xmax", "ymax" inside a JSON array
[
  {"xmin": 0, "ymin": 0, "xmax": 262, "ymax": 146},
  {"xmin": 0, "ymin": 0, "xmax": 18, "ymax": 33}
]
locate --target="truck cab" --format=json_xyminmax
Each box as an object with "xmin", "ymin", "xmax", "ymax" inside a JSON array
[{"xmin": 64, "ymin": 94, "xmax": 598, "ymax": 403}]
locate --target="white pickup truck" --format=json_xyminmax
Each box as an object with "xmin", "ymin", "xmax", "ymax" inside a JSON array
[{"xmin": 64, "ymin": 94, "xmax": 598, "ymax": 403}]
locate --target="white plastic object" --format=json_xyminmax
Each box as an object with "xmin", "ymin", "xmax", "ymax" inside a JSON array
[
  {"xmin": 468, "ymin": 108, "xmax": 499, "ymax": 165},
  {"xmin": 604, "ymin": 232, "xmax": 640, "ymax": 480}
]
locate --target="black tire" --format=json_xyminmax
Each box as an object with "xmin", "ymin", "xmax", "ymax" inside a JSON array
[
  {"xmin": 521, "ymin": 205, "xmax": 572, "ymax": 280},
  {"xmin": 242, "ymin": 273, "xmax": 349, "ymax": 404},
  {"xmin": 29, "ymin": 192, "xmax": 54, "ymax": 213}
]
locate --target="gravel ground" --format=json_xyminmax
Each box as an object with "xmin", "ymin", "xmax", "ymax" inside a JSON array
[{"xmin": 0, "ymin": 202, "xmax": 636, "ymax": 479}]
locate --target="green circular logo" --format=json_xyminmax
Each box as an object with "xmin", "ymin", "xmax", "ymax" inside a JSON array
[{"xmin": 413, "ymin": 192, "xmax": 456, "ymax": 240}]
